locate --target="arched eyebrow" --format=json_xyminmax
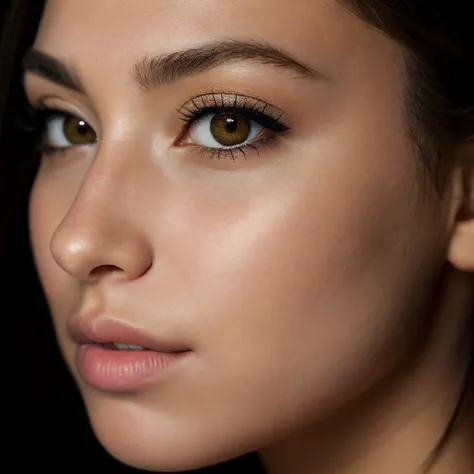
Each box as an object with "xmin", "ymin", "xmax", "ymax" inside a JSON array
[
  {"xmin": 134, "ymin": 40, "xmax": 319, "ymax": 90},
  {"xmin": 22, "ymin": 39, "xmax": 319, "ymax": 94}
]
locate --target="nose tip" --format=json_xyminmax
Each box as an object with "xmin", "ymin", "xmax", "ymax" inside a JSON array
[{"xmin": 50, "ymin": 214, "xmax": 153, "ymax": 283}]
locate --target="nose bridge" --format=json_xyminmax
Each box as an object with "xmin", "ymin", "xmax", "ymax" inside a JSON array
[{"xmin": 50, "ymin": 148, "xmax": 153, "ymax": 282}]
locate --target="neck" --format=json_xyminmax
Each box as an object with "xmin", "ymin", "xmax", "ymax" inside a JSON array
[{"xmin": 259, "ymin": 268, "xmax": 474, "ymax": 474}]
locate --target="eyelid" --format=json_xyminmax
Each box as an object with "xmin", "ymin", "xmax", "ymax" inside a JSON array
[
  {"xmin": 178, "ymin": 92, "xmax": 286, "ymax": 123},
  {"xmin": 43, "ymin": 107, "xmax": 82, "ymax": 122},
  {"xmin": 29, "ymin": 92, "xmax": 100, "ymax": 130}
]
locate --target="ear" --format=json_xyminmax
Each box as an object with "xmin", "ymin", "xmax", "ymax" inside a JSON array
[{"xmin": 447, "ymin": 140, "xmax": 474, "ymax": 272}]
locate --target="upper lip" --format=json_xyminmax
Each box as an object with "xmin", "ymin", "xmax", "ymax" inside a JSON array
[{"xmin": 67, "ymin": 316, "xmax": 189, "ymax": 353}]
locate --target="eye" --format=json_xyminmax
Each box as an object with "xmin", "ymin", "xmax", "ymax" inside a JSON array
[
  {"xmin": 188, "ymin": 112, "xmax": 264, "ymax": 149},
  {"xmin": 177, "ymin": 93, "xmax": 291, "ymax": 159},
  {"xmin": 44, "ymin": 112, "xmax": 97, "ymax": 150}
]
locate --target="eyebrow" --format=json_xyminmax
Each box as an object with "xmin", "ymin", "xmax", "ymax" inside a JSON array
[
  {"xmin": 134, "ymin": 40, "xmax": 318, "ymax": 90},
  {"xmin": 22, "ymin": 49, "xmax": 84, "ymax": 93},
  {"xmin": 22, "ymin": 39, "xmax": 318, "ymax": 94}
]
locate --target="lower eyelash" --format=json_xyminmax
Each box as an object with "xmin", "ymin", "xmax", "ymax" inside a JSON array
[{"xmin": 197, "ymin": 138, "xmax": 276, "ymax": 161}]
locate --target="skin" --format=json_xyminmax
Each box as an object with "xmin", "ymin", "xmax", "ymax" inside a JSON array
[{"xmin": 26, "ymin": 0, "xmax": 474, "ymax": 472}]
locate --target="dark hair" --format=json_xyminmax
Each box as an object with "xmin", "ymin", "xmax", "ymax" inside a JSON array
[{"xmin": 1, "ymin": 1, "xmax": 472, "ymax": 473}]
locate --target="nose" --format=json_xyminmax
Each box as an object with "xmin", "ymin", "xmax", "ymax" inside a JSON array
[{"xmin": 50, "ymin": 169, "xmax": 153, "ymax": 283}]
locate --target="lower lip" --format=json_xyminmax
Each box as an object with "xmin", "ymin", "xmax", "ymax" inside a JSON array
[{"xmin": 77, "ymin": 344, "xmax": 190, "ymax": 392}]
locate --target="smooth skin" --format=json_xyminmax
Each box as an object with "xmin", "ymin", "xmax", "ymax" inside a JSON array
[{"xmin": 26, "ymin": 0, "xmax": 474, "ymax": 473}]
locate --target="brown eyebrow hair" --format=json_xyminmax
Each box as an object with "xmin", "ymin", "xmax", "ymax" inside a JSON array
[
  {"xmin": 22, "ymin": 39, "xmax": 318, "ymax": 94},
  {"xmin": 134, "ymin": 39, "xmax": 318, "ymax": 90},
  {"xmin": 22, "ymin": 49, "xmax": 84, "ymax": 93}
]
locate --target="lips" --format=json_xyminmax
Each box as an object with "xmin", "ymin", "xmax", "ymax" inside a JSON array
[{"xmin": 67, "ymin": 317, "xmax": 189, "ymax": 354}]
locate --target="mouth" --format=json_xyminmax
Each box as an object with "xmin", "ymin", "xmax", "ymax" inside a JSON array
[
  {"xmin": 67, "ymin": 317, "xmax": 191, "ymax": 391},
  {"xmin": 101, "ymin": 341, "xmax": 188, "ymax": 353}
]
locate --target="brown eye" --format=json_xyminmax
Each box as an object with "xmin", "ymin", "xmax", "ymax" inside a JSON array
[
  {"xmin": 210, "ymin": 113, "xmax": 252, "ymax": 146},
  {"xmin": 188, "ymin": 111, "xmax": 264, "ymax": 149},
  {"xmin": 44, "ymin": 113, "xmax": 97, "ymax": 150},
  {"xmin": 63, "ymin": 116, "xmax": 96, "ymax": 144}
]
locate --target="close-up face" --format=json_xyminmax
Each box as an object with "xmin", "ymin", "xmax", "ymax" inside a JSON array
[{"xmin": 25, "ymin": 0, "xmax": 459, "ymax": 471}]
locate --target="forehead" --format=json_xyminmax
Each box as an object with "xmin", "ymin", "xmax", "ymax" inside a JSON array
[{"xmin": 35, "ymin": 0, "xmax": 400, "ymax": 80}]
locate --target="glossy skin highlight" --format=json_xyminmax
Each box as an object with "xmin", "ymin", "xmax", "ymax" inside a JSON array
[{"xmin": 26, "ymin": 1, "xmax": 474, "ymax": 473}]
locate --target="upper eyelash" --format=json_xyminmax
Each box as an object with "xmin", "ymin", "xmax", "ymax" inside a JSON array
[
  {"xmin": 178, "ymin": 92, "xmax": 286, "ymax": 124},
  {"xmin": 14, "ymin": 103, "xmax": 53, "ymax": 152},
  {"xmin": 181, "ymin": 105, "xmax": 289, "ymax": 137}
]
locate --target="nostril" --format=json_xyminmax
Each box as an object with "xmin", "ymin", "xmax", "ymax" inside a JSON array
[{"xmin": 89, "ymin": 264, "xmax": 122, "ymax": 278}]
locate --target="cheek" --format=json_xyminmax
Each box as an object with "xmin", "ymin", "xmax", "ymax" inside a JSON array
[{"xmin": 158, "ymin": 145, "xmax": 440, "ymax": 429}]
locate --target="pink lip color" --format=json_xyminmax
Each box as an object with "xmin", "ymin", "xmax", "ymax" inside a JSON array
[{"xmin": 77, "ymin": 344, "xmax": 190, "ymax": 392}]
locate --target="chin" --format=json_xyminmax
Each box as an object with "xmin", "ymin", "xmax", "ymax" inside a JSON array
[
  {"xmin": 96, "ymin": 436, "xmax": 227, "ymax": 472},
  {"xmin": 82, "ymin": 395, "xmax": 257, "ymax": 472}
]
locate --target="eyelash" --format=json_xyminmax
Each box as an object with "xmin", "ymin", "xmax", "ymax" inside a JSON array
[
  {"xmin": 17, "ymin": 104, "xmax": 76, "ymax": 155},
  {"xmin": 20, "ymin": 92, "xmax": 290, "ymax": 160}
]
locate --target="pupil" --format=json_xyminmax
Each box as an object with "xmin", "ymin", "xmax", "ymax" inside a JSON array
[
  {"xmin": 224, "ymin": 116, "xmax": 239, "ymax": 134},
  {"xmin": 77, "ymin": 120, "xmax": 89, "ymax": 135}
]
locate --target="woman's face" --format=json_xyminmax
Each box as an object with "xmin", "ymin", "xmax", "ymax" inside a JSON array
[{"xmin": 27, "ymin": 0, "xmax": 453, "ymax": 470}]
